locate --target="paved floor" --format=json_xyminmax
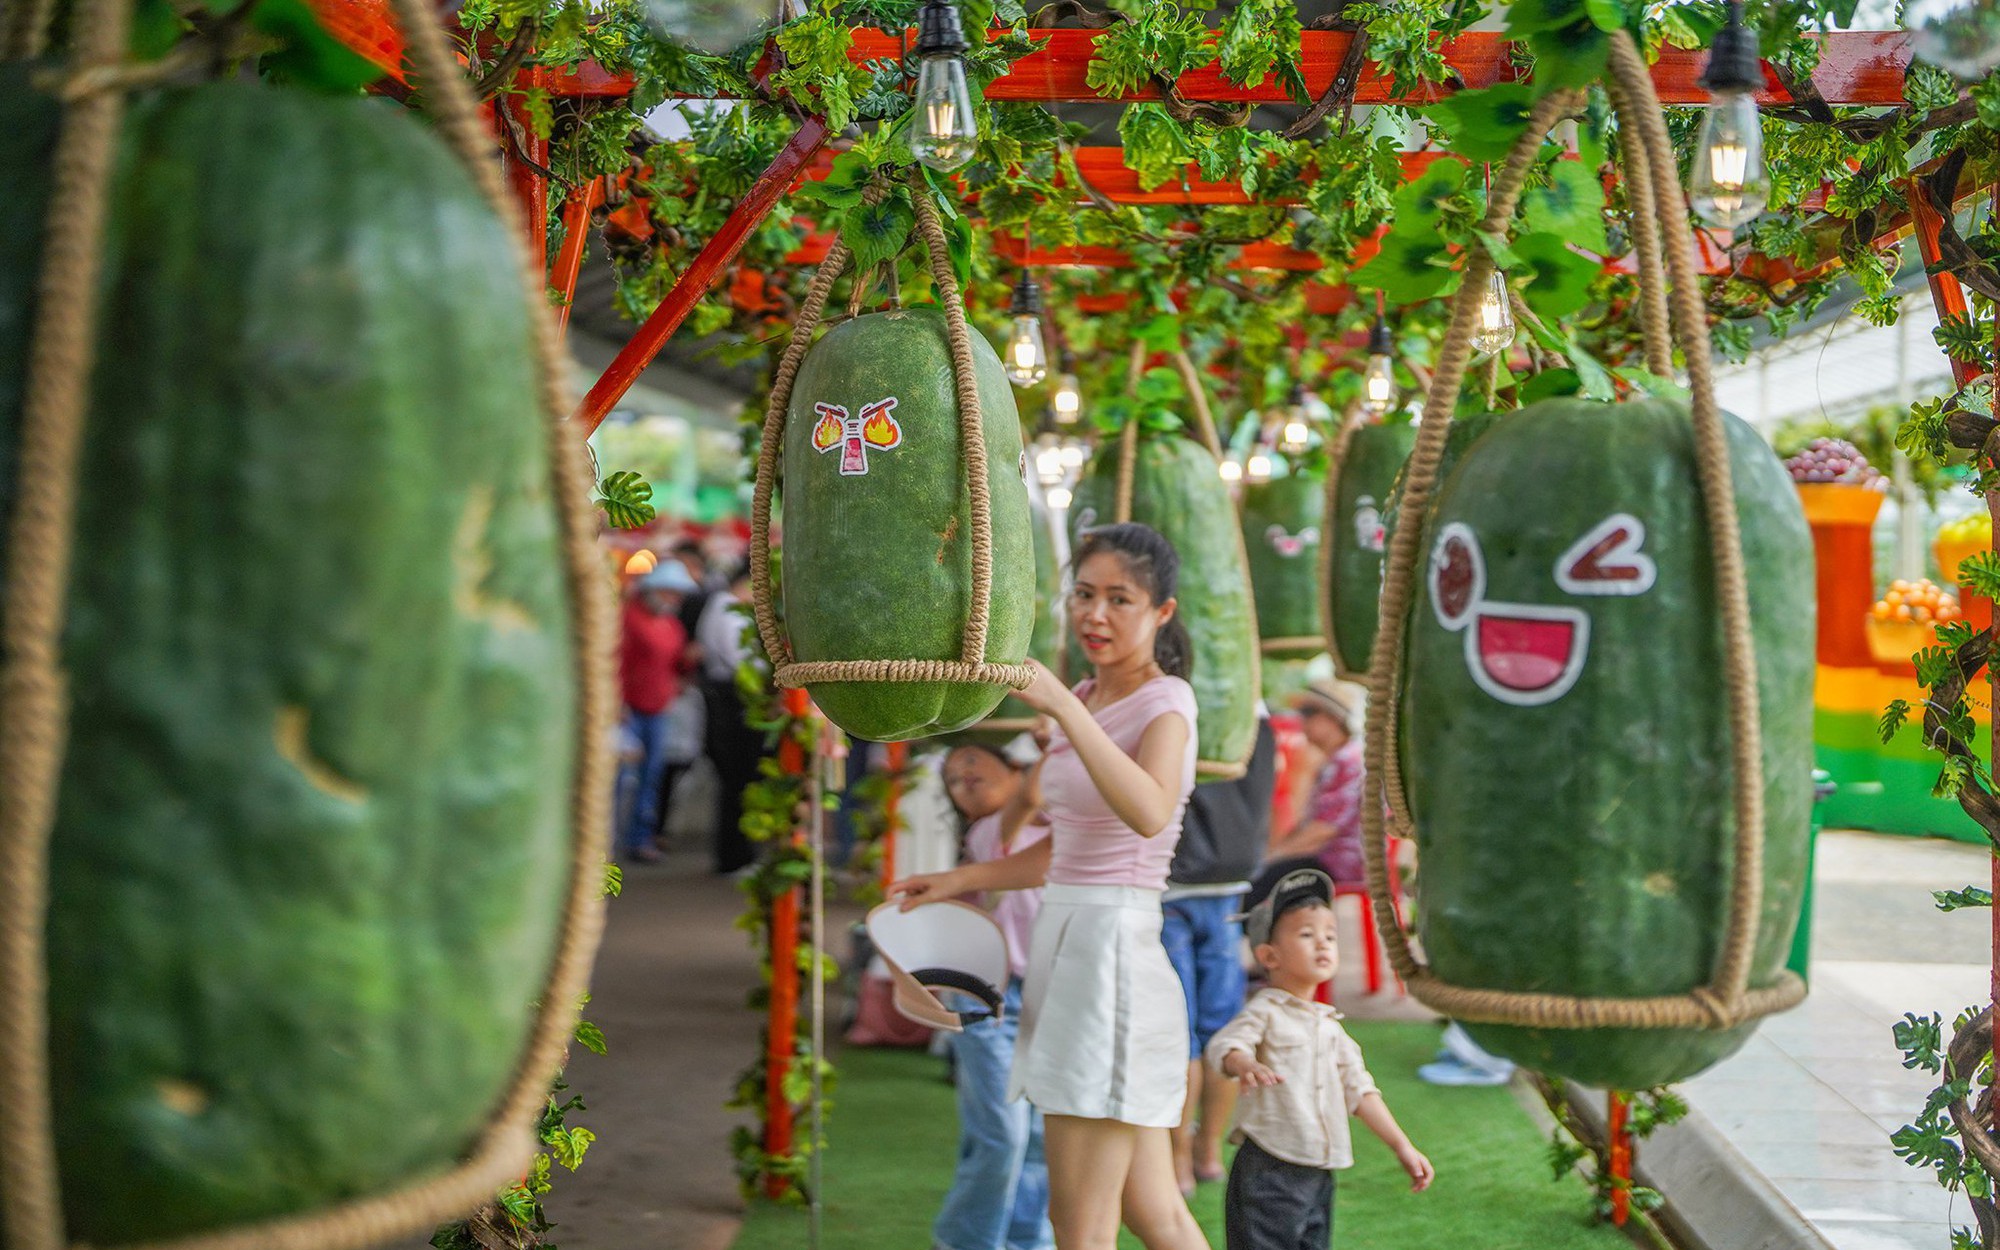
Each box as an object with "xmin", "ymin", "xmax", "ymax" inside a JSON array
[{"xmin": 1682, "ymin": 829, "xmax": 1994, "ymax": 1250}]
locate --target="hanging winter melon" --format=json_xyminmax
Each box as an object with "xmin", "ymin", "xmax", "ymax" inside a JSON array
[
  {"xmin": 3, "ymin": 79, "xmax": 579, "ymax": 1242},
  {"xmin": 957, "ymin": 490, "xmax": 1062, "ymax": 742},
  {"xmin": 1071, "ymin": 434, "xmax": 1258, "ymax": 776},
  {"xmin": 1400, "ymin": 396, "xmax": 1814, "ymax": 1089},
  {"xmin": 1324, "ymin": 420, "xmax": 1415, "ymax": 677},
  {"xmin": 1242, "ymin": 469, "xmax": 1326, "ymax": 660},
  {"xmin": 779, "ymin": 306, "xmax": 1034, "ymax": 741}
]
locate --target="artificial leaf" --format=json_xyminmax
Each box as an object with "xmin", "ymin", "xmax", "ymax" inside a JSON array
[
  {"xmin": 1934, "ymin": 885, "xmax": 1993, "ymax": 912},
  {"xmin": 1350, "ymin": 232, "xmax": 1456, "ymax": 304},
  {"xmin": 574, "ymin": 1018, "xmax": 609, "ymax": 1055},
  {"xmin": 840, "ymin": 191, "xmax": 915, "ymax": 272},
  {"xmin": 1567, "ymin": 338, "xmax": 1616, "ymax": 400},
  {"xmin": 1504, "ymin": 0, "xmax": 1591, "ymax": 36},
  {"xmin": 1425, "ymin": 83, "xmax": 1538, "ymax": 164},
  {"xmin": 1514, "ymin": 232, "xmax": 1598, "ymax": 319},
  {"xmin": 1476, "ymin": 230, "xmax": 1523, "ymax": 270},
  {"xmin": 596, "ymin": 470, "xmax": 656, "ymax": 530},
  {"xmin": 1521, "ymin": 160, "xmax": 1609, "ymax": 253},
  {"xmin": 1610, "ymin": 366, "xmax": 1688, "ymax": 401},
  {"xmin": 1118, "ymin": 103, "xmax": 1195, "ymax": 192},
  {"xmin": 1394, "ymin": 157, "xmax": 1471, "ymax": 225},
  {"xmin": 1526, "ymin": 22, "xmax": 1611, "ymax": 91},
  {"xmin": 252, "ymin": 0, "xmax": 383, "ymax": 93},
  {"xmin": 1582, "ymin": 0, "xmax": 1627, "ymax": 32},
  {"xmin": 1518, "ymin": 367, "xmax": 1583, "ymax": 404}
]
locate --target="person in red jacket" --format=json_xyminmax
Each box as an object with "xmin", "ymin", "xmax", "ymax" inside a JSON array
[{"xmin": 618, "ymin": 561, "xmax": 698, "ymax": 863}]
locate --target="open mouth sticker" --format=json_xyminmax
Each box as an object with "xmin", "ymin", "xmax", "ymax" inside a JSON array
[
  {"xmin": 1265, "ymin": 524, "xmax": 1321, "ymax": 558},
  {"xmin": 1353, "ymin": 496, "xmax": 1386, "ymax": 553},
  {"xmin": 1425, "ymin": 519, "xmax": 1651, "ymax": 708},
  {"xmin": 811, "ymin": 396, "xmax": 903, "ymax": 476}
]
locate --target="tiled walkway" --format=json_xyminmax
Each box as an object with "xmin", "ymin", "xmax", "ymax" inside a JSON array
[{"xmin": 1684, "ymin": 830, "xmax": 1992, "ymax": 1250}]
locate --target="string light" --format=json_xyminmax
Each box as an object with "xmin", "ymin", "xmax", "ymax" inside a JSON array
[
  {"xmin": 910, "ymin": 0, "xmax": 976, "ymax": 171},
  {"xmin": 1033, "ymin": 433, "xmax": 1065, "ymax": 487},
  {"xmin": 1052, "ymin": 350, "xmax": 1082, "ymax": 423},
  {"xmin": 1278, "ymin": 383, "xmax": 1312, "ymax": 455},
  {"xmin": 1246, "ymin": 451, "xmax": 1274, "ymax": 483},
  {"xmin": 1361, "ymin": 314, "xmax": 1396, "ymax": 418},
  {"xmin": 1002, "ymin": 271, "xmax": 1049, "ymax": 386},
  {"xmin": 1219, "ymin": 458, "xmax": 1244, "ymax": 483},
  {"xmin": 1691, "ymin": 0, "xmax": 1769, "ymax": 227},
  {"xmin": 1047, "ymin": 485, "xmax": 1073, "ymax": 509},
  {"xmin": 1057, "ymin": 438, "xmax": 1087, "ymax": 472},
  {"xmin": 1470, "ymin": 269, "xmax": 1515, "ymax": 356}
]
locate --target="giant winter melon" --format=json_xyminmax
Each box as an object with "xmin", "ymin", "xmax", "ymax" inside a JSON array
[
  {"xmin": 1241, "ymin": 469, "xmax": 1325, "ymax": 660},
  {"xmin": 959, "ymin": 489, "xmax": 1062, "ymax": 742},
  {"xmin": 3, "ymin": 80, "xmax": 577, "ymax": 1242},
  {"xmin": 1400, "ymin": 397, "xmax": 1813, "ymax": 1089},
  {"xmin": 1325, "ymin": 419, "xmax": 1415, "ymax": 676},
  {"xmin": 1071, "ymin": 435, "xmax": 1258, "ymax": 776},
  {"xmin": 780, "ymin": 306, "xmax": 1034, "ymax": 741}
]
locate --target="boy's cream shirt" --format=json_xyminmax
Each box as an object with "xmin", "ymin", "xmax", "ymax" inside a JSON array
[{"xmin": 1205, "ymin": 986, "xmax": 1379, "ymax": 1170}]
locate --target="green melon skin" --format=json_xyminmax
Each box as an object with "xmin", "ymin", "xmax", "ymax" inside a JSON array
[
  {"xmin": 1326, "ymin": 420, "xmax": 1415, "ymax": 676},
  {"xmin": 958, "ymin": 493, "xmax": 1062, "ymax": 742},
  {"xmin": 1400, "ymin": 398, "xmax": 1814, "ymax": 1090},
  {"xmin": 2, "ymin": 81, "xmax": 576, "ymax": 1242},
  {"xmin": 1241, "ymin": 471, "xmax": 1326, "ymax": 660},
  {"xmin": 781, "ymin": 307, "xmax": 1033, "ymax": 742},
  {"xmin": 1070, "ymin": 435, "xmax": 1257, "ymax": 775}
]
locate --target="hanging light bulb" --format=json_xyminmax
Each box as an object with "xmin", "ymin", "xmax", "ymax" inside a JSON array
[
  {"xmin": 1033, "ymin": 433, "xmax": 1065, "ymax": 487},
  {"xmin": 1057, "ymin": 438, "xmax": 1086, "ymax": 471},
  {"xmin": 1690, "ymin": 0, "xmax": 1770, "ymax": 228},
  {"xmin": 1246, "ymin": 451, "xmax": 1274, "ymax": 483},
  {"xmin": 1470, "ymin": 269, "xmax": 1515, "ymax": 356},
  {"xmin": 1906, "ymin": 0, "xmax": 2000, "ymax": 77},
  {"xmin": 1047, "ymin": 485, "xmax": 1073, "ymax": 510},
  {"xmin": 1002, "ymin": 272, "xmax": 1049, "ymax": 387},
  {"xmin": 1278, "ymin": 383, "xmax": 1313, "ymax": 455},
  {"xmin": 910, "ymin": 0, "xmax": 977, "ymax": 171},
  {"xmin": 1052, "ymin": 350, "xmax": 1082, "ymax": 424},
  {"xmin": 1361, "ymin": 316, "xmax": 1396, "ymax": 418},
  {"xmin": 1219, "ymin": 458, "xmax": 1243, "ymax": 484}
]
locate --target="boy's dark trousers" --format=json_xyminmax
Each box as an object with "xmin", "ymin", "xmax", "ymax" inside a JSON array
[{"xmin": 1224, "ymin": 1136, "xmax": 1335, "ymax": 1250}]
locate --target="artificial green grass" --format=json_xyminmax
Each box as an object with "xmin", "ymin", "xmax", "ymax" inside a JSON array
[{"xmin": 731, "ymin": 1021, "xmax": 1628, "ymax": 1250}]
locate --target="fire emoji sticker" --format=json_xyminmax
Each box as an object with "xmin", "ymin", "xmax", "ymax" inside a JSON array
[{"xmin": 811, "ymin": 397, "xmax": 903, "ymax": 476}]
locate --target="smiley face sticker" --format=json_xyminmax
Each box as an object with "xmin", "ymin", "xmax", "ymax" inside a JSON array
[{"xmin": 1427, "ymin": 512, "xmax": 1655, "ymax": 708}]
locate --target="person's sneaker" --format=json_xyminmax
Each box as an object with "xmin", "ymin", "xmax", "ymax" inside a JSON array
[{"xmin": 1417, "ymin": 1055, "xmax": 1515, "ymax": 1087}]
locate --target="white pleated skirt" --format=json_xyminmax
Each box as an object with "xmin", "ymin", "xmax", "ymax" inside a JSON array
[{"xmin": 1008, "ymin": 883, "xmax": 1190, "ymax": 1127}]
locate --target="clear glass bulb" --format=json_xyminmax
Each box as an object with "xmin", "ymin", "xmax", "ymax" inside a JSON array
[
  {"xmin": 1246, "ymin": 452, "xmax": 1274, "ymax": 483},
  {"xmin": 1004, "ymin": 314, "xmax": 1048, "ymax": 386},
  {"xmin": 1690, "ymin": 90, "xmax": 1769, "ymax": 227},
  {"xmin": 1218, "ymin": 458, "xmax": 1243, "ymax": 483},
  {"xmin": 1052, "ymin": 372, "xmax": 1082, "ymax": 423},
  {"xmin": 1470, "ymin": 270, "xmax": 1515, "ymax": 356},
  {"xmin": 1057, "ymin": 440, "xmax": 1086, "ymax": 470},
  {"xmin": 1906, "ymin": 0, "xmax": 2000, "ymax": 76},
  {"xmin": 1033, "ymin": 440, "xmax": 1065, "ymax": 486},
  {"xmin": 911, "ymin": 55, "xmax": 977, "ymax": 171},
  {"xmin": 1046, "ymin": 485, "xmax": 1073, "ymax": 510},
  {"xmin": 1361, "ymin": 353, "xmax": 1396, "ymax": 417},
  {"xmin": 1279, "ymin": 418, "xmax": 1311, "ymax": 455}
]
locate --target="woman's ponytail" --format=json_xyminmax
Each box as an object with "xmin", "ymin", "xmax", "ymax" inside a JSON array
[{"xmin": 1071, "ymin": 521, "xmax": 1193, "ymax": 680}]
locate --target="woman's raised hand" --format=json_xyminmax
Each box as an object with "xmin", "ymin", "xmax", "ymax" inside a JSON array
[
  {"xmin": 886, "ymin": 870, "xmax": 965, "ymax": 911},
  {"xmin": 1011, "ymin": 659, "xmax": 1072, "ymax": 717}
]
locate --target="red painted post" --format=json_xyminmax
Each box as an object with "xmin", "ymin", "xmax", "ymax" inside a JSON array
[
  {"xmin": 881, "ymin": 739, "xmax": 907, "ymax": 893},
  {"xmin": 575, "ymin": 117, "xmax": 833, "ymax": 433},
  {"xmin": 1607, "ymin": 1092, "xmax": 1632, "ymax": 1227},
  {"xmin": 502, "ymin": 95, "xmax": 550, "ymax": 265},
  {"xmin": 763, "ymin": 686, "xmax": 814, "ymax": 1197},
  {"xmin": 551, "ymin": 178, "xmax": 603, "ymax": 336},
  {"xmin": 1909, "ymin": 176, "xmax": 1978, "ymax": 389}
]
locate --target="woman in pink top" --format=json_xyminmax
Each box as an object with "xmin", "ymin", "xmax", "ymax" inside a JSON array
[{"xmin": 893, "ymin": 523, "xmax": 1208, "ymax": 1250}]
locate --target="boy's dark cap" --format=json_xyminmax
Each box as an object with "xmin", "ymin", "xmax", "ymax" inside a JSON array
[{"xmin": 1239, "ymin": 868, "xmax": 1335, "ymax": 947}]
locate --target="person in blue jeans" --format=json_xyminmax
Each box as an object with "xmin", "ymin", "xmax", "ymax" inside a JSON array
[
  {"xmin": 1163, "ymin": 713, "xmax": 1276, "ymax": 1195},
  {"xmin": 935, "ymin": 743, "xmax": 1054, "ymax": 1250}
]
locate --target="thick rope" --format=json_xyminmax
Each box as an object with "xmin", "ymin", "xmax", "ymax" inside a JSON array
[
  {"xmin": 1603, "ymin": 69, "xmax": 1674, "ymax": 378},
  {"xmin": 749, "ymin": 175, "xmax": 1027, "ymax": 692},
  {"xmin": 0, "ymin": 0, "xmax": 132, "ymax": 1239},
  {"xmin": 1113, "ymin": 340, "xmax": 1145, "ymax": 524},
  {"xmin": 1359, "ymin": 61, "xmax": 1794, "ymax": 1031},
  {"xmin": 1170, "ymin": 349, "xmax": 1224, "ymax": 459},
  {"xmin": 1608, "ymin": 28, "xmax": 1767, "ymax": 1013},
  {"xmin": 0, "ymin": 0, "xmax": 54, "ymax": 60}
]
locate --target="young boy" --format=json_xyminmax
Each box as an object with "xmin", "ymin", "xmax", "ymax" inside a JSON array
[{"xmin": 1206, "ymin": 869, "xmax": 1434, "ymax": 1250}]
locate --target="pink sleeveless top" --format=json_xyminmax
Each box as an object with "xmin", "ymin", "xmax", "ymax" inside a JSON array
[{"xmin": 1041, "ymin": 675, "xmax": 1199, "ymax": 890}]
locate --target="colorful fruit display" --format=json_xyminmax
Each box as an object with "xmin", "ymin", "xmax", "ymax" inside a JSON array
[
  {"xmin": 1782, "ymin": 436, "xmax": 1887, "ymax": 488},
  {"xmin": 1936, "ymin": 512, "xmax": 1992, "ymax": 591},
  {"xmin": 1070, "ymin": 434, "xmax": 1259, "ymax": 776},
  {"xmin": 1871, "ymin": 577, "xmax": 1959, "ymax": 625},
  {"xmin": 781, "ymin": 306, "xmax": 1035, "ymax": 741},
  {"xmin": 1399, "ymin": 397, "xmax": 1815, "ymax": 1090},
  {"xmin": 1241, "ymin": 470, "xmax": 1327, "ymax": 660},
  {"xmin": 4, "ymin": 80, "xmax": 578, "ymax": 1242},
  {"xmin": 1324, "ymin": 421, "xmax": 1417, "ymax": 676}
]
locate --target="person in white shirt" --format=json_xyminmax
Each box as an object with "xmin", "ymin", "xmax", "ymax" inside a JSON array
[
  {"xmin": 1205, "ymin": 870, "xmax": 1433, "ymax": 1250},
  {"xmin": 695, "ymin": 563, "xmax": 760, "ymax": 874}
]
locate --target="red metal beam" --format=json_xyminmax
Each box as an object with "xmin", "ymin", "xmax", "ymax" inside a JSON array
[
  {"xmin": 502, "ymin": 96, "xmax": 550, "ymax": 262},
  {"xmin": 1910, "ymin": 174, "xmax": 1979, "ymax": 389},
  {"xmin": 575, "ymin": 117, "xmax": 833, "ymax": 433},
  {"xmin": 551, "ymin": 179, "xmax": 603, "ymax": 336}
]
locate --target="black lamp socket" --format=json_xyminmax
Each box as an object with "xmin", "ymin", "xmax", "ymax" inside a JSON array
[
  {"xmin": 1699, "ymin": 1, "xmax": 1763, "ymax": 93},
  {"xmin": 1009, "ymin": 273, "xmax": 1043, "ymax": 316},
  {"xmin": 916, "ymin": 0, "xmax": 967, "ymax": 57}
]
